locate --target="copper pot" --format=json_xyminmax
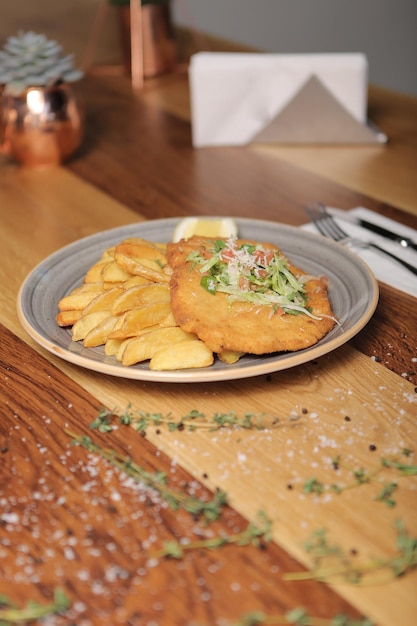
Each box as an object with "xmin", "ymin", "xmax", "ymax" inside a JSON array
[
  {"xmin": 118, "ymin": 2, "xmax": 176, "ymax": 78},
  {"xmin": 0, "ymin": 83, "xmax": 83, "ymax": 167}
]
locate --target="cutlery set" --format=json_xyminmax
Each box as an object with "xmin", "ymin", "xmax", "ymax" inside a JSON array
[
  {"xmin": 327, "ymin": 207, "xmax": 417, "ymax": 250},
  {"xmin": 305, "ymin": 203, "xmax": 417, "ymax": 276}
]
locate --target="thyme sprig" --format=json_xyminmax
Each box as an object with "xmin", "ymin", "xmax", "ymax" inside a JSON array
[
  {"xmin": 153, "ymin": 510, "xmax": 272, "ymax": 559},
  {"xmin": 0, "ymin": 588, "xmax": 70, "ymax": 624},
  {"xmin": 65, "ymin": 430, "xmax": 228, "ymax": 523},
  {"xmin": 230, "ymin": 608, "xmax": 373, "ymax": 625},
  {"xmin": 302, "ymin": 449, "xmax": 416, "ymax": 507},
  {"xmin": 284, "ymin": 520, "xmax": 417, "ymax": 585},
  {"xmin": 89, "ymin": 404, "xmax": 284, "ymax": 434}
]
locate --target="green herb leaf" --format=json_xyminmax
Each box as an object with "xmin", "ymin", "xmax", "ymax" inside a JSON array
[{"xmin": 0, "ymin": 588, "xmax": 70, "ymax": 623}]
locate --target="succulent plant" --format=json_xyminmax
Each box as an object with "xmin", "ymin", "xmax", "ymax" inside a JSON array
[{"xmin": 0, "ymin": 31, "xmax": 83, "ymax": 97}]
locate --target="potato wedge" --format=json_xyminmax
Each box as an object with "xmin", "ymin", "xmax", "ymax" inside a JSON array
[
  {"xmin": 111, "ymin": 283, "xmax": 170, "ymax": 316},
  {"xmin": 114, "ymin": 325, "xmax": 163, "ymax": 361},
  {"xmin": 109, "ymin": 301, "xmax": 172, "ymax": 339},
  {"xmin": 83, "ymin": 261, "xmax": 107, "ymax": 283},
  {"xmin": 104, "ymin": 337, "xmax": 125, "ymax": 357},
  {"xmin": 115, "ymin": 237, "xmax": 166, "ymax": 251},
  {"xmin": 150, "ymin": 340, "xmax": 214, "ymax": 370},
  {"xmin": 58, "ymin": 287, "xmax": 105, "ymax": 312},
  {"xmin": 67, "ymin": 282, "xmax": 104, "ymax": 295},
  {"xmin": 217, "ymin": 350, "xmax": 246, "ymax": 365},
  {"xmin": 56, "ymin": 309, "xmax": 82, "ymax": 327},
  {"xmin": 100, "ymin": 246, "xmax": 116, "ymax": 261},
  {"xmin": 83, "ymin": 315, "xmax": 119, "ymax": 348},
  {"xmin": 115, "ymin": 252, "xmax": 172, "ymax": 283},
  {"xmin": 115, "ymin": 240, "xmax": 167, "ymax": 264},
  {"xmin": 71, "ymin": 311, "xmax": 110, "ymax": 342},
  {"xmin": 81, "ymin": 287, "xmax": 124, "ymax": 316},
  {"xmin": 123, "ymin": 275, "xmax": 153, "ymax": 289},
  {"xmin": 101, "ymin": 261, "xmax": 132, "ymax": 283},
  {"xmin": 103, "ymin": 282, "xmax": 128, "ymax": 290},
  {"xmin": 121, "ymin": 327, "xmax": 196, "ymax": 366},
  {"xmin": 115, "ymin": 337, "xmax": 133, "ymax": 362},
  {"xmin": 159, "ymin": 310, "xmax": 178, "ymax": 328}
]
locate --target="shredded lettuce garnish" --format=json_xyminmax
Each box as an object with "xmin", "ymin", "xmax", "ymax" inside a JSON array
[{"xmin": 187, "ymin": 236, "xmax": 321, "ymax": 318}]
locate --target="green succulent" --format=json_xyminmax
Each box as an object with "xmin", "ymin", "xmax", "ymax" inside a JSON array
[{"xmin": 0, "ymin": 31, "xmax": 83, "ymax": 97}]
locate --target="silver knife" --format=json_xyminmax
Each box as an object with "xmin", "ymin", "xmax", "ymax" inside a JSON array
[{"xmin": 328, "ymin": 207, "xmax": 417, "ymax": 251}]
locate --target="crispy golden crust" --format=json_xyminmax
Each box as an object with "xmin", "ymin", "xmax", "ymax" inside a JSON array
[{"xmin": 166, "ymin": 236, "xmax": 336, "ymax": 355}]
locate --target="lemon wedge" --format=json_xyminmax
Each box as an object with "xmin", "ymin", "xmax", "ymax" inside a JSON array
[{"xmin": 172, "ymin": 217, "xmax": 238, "ymax": 242}]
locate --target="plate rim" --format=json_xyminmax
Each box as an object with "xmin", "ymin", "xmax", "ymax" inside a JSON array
[{"xmin": 16, "ymin": 217, "xmax": 379, "ymax": 383}]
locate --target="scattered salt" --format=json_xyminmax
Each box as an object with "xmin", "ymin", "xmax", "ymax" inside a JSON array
[
  {"xmin": 64, "ymin": 547, "xmax": 76, "ymax": 560},
  {"xmin": 1, "ymin": 512, "xmax": 19, "ymax": 524},
  {"xmin": 110, "ymin": 490, "xmax": 121, "ymax": 502}
]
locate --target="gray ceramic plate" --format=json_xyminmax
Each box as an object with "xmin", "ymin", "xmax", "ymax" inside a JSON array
[{"xmin": 17, "ymin": 217, "xmax": 379, "ymax": 383}]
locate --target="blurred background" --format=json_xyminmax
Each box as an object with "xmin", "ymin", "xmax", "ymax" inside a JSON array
[{"xmin": 1, "ymin": 0, "xmax": 416, "ymax": 97}]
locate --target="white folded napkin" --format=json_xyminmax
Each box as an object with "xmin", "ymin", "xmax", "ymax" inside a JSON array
[
  {"xmin": 189, "ymin": 52, "xmax": 385, "ymax": 147},
  {"xmin": 302, "ymin": 207, "xmax": 417, "ymax": 298}
]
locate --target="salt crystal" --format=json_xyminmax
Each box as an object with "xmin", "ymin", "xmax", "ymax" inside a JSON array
[
  {"xmin": 1, "ymin": 512, "xmax": 19, "ymax": 524},
  {"xmin": 90, "ymin": 580, "xmax": 105, "ymax": 595},
  {"xmin": 201, "ymin": 591, "xmax": 211, "ymax": 601},
  {"xmin": 64, "ymin": 547, "xmax": 76, "ymax": 560}
]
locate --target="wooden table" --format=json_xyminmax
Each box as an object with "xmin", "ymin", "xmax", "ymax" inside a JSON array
[{"xmin": 1, "ymin": 70, "xmax": 417, "ymax": 626}]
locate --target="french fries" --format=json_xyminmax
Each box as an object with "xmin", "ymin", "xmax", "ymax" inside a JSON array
[{"xmin": 56, "ymin": 238, "xmax": 223, "ymax": 370}]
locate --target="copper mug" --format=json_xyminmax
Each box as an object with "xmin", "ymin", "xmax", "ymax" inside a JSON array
[
  {"xmin": 118, "ymin": 2, "xmax": 176, "ymax": 78},
  {"xmin": 0, "ymin": 82, "xmax": 83, "ymax": 167}
]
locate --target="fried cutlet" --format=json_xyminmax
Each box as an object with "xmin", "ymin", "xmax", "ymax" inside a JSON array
[{"xmin": 166, "ymin": 235, "xmax": 336, "ymax": 355}]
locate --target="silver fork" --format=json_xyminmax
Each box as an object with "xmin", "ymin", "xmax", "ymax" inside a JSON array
[{"xmin": 305, "ymin": 203, "xmax": 417, "ymax": 276}]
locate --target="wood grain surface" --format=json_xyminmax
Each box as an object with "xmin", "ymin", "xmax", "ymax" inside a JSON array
[
  {"xmin": 1, "ymin": 322, "xmax": 366, "ymax": 626},
  {"xmin": 68, "ymin": 74, "xmax": 417, "ymax": 220},
  {"xmin": 1, "ymin": 64, "xmax": 417, "ymax": 626}
]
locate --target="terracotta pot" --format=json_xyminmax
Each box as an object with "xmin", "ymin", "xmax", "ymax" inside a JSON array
[
  {"xmin": 118, "ymin": 3, "xmax": 176, "ymax": 78},
  {"xmin": 0, "ymin": 82, "xmax": 83, "ymax": 167}
]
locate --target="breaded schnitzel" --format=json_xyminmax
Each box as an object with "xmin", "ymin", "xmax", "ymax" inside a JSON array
[{"xmin": 166, "ymin": 235, "xmax": 336, "ymax": 355}]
